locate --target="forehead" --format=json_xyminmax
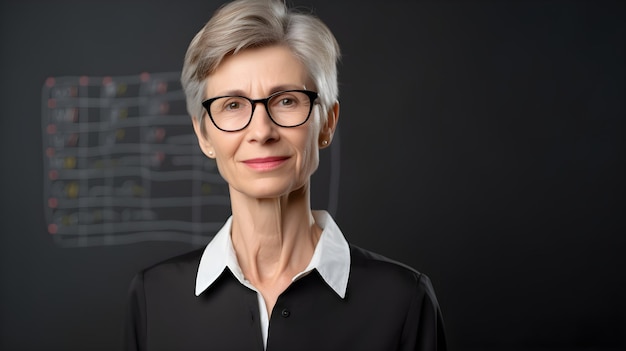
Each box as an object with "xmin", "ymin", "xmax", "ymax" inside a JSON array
[{"xmin": 206, "ymin": 45, "xmax": 310, "ymax": 97}]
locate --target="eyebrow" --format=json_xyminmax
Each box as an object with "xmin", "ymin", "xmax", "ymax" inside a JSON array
[{"xmin": 214, "ymin": 84, "xmax": 307, "ymax": 98}]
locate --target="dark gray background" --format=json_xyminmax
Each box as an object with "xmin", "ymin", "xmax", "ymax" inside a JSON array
[{"xmin": 1, "ymin": 0, "xmax": 624, "ymax": 350}]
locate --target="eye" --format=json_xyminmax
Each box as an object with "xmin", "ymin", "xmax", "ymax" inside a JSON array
[
  {"xmin": 225, "ymin": 100, "xmax": 242, "ymax": 110},
  {"xmin": 271, "ymin": 92, "xmax": 301, "ymax": 110},
  {"xmin": 214, "ymin": 97, "xmax": 249, "ymax": 113},
  {"xmin": 279, "ymin": 97, "xmax": 295, "ymax": 106}
]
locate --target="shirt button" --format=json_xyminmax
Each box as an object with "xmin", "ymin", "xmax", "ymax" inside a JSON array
[{"xmin": 281, "ymin": 308, "xmax": 290, "ymax": 318}]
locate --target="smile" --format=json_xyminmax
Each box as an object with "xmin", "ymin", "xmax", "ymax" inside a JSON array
[{"xmin": 242, "ymin": 156, "xmax": 290, "ymax": 171}]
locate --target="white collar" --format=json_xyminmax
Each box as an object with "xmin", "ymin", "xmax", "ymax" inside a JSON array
[{"xmin": 195, "ymin": 210, "xmax": 350, "ymax": 298}]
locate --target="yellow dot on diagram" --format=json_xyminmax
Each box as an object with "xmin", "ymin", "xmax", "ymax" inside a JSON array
[
  {"xmin": 66, "ymin": 182, "xmax": 79, "ymax": 198},
  {"xmin": 132, "ymin": 185, "xmax": 144, "ymax": 197},
  {"xmin": 64, "ymin": 156, "xmax": 76, "ymax": 169},
  {"xmin": 116, "ymin": 129, "xmax": 125, "ymax": 140}
]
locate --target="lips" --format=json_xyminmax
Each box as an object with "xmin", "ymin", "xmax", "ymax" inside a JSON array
[{"xmin": 242, "ymin": 156, "xmax": 290, "ymax": 171}]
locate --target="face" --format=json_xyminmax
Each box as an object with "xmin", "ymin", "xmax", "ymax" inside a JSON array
[{"xmin": 192, "ymin": 45, "xmax": 338, "ymax": 200}]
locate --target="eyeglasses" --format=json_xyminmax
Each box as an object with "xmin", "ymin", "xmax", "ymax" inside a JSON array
[{"xmin": 201, "ymin": 90, "xmax": 318, "ymax": 132}]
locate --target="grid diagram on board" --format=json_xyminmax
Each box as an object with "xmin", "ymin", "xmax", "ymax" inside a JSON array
[{"xmin": 41, "ymin": 72, "xmax": 230, "ymax": 247}]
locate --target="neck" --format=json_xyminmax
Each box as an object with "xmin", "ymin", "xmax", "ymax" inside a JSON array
[{"xmin": 229, "ymin": 184, "xmax": 321, "ymax": 286}]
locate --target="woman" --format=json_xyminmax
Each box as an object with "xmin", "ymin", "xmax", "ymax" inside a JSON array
[{"xmin": 125, "ymin": 0, "xmax": 446, "ymax": 350}]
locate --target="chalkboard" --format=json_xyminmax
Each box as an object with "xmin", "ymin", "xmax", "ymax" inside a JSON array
[
  {"xmin": 0, "ymin": 1, "xmax": 624, "ymax": 350},
  {"xmin": 40, "ymin": 72, "xmax": 339, "ymax": 247}
]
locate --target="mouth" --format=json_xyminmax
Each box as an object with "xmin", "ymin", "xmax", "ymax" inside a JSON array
[{"xmin": 242, "ymin": 156, "xmax": 290, "ymax": 171}]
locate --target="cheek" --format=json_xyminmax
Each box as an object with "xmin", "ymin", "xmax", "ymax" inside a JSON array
[
  {"xmin": 304, "ymin": 110, "xmax": 324, "ymax": 167},
  {"xmin": 208, "ymin": 133, "xmax": 240, "ymax": 177},
  {"xmin": 298, "ymin": 128, "xmax": 321, "ymax": 175},
  {"xmin": 208, "ymin": 128, "xmax": 237, "ymax": 155},
  {"xmin": 305, "ymin": 148, "xmax": 320, "ymax": 174}
]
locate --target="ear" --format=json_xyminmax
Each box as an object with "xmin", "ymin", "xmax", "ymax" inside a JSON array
[
  {"xmin": 192, "ymin": 116, "xmax": 216, "ymax": 158},
  {"xmin": 319, "ymin": 101, "xmax": 340, "ymax": 149}
]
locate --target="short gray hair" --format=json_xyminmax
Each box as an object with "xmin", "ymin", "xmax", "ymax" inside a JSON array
[{"xmin": 181, "ymin": 0, "xmax": 340, "ymax": 125}]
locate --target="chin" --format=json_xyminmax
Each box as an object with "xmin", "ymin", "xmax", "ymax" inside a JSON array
[{"xmin": 236, "ymin": 178, "xmax": 309, "ymax": 200}]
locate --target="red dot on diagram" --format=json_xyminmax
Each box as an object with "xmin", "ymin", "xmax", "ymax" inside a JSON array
[
  {"xmin": 49, "ymin": 170, "xmax": 58, "ymax": 180},
  {"xmin": 155, "ymin": 128, "xmax": 166, "ymax": 142},
  {"xmin": 47, "ymin": 124, "xmax": 57, "ymax": 134},
  {"xmin": 46, "ymin": 77, "xmax": 55, "ymax": 87}
]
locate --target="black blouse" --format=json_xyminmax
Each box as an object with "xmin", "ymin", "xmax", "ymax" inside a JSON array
[{"xmin": 124, "ymin": 245, "xmax": 447, "ymax": 351}]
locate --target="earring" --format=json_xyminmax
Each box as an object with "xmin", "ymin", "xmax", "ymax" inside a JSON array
[
  {"xmin": 208, "ymin": 151, "xmax": 214, "ymax": 156},
  {"xmin": 321, "ymin": 140, "xmax": 328, "ymax": 146}
]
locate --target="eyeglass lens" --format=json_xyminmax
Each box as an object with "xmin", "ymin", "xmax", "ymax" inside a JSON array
[{"xmin": 208, "ymin": 90, "xmax": 313, "ymax": 131}]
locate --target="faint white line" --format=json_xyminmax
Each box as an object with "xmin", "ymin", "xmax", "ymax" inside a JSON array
[
  {"xmin": 51, "ymin": 91, "xmax": 186, "ymax": 108},
  {"xmin": 54, "ymin": 195, "xmax": 230, "ymax": 209},
  {"xmin": 51, "ymin": 115, "xmax": 191, "ymax": 132},
  {"xmin": 55, "ymin": 169, "xmax": 225, "ymax": 183},
  {"xmin": 51, "ymin": 143, "xmax": 198, "ymax": 157},
  {"xmin": 54, "ymin": 231, "xmax": 214, "ymax": 248},
  {"xmin": 53, "ymin": 220, "xmax": 225, "ymax": 236}
]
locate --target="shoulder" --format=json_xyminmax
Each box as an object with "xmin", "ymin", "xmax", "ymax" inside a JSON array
[
  {"xmin": 349, "ymin": 244, "xmax": 420, "ymax": 277},
  {"xmin": 349, "ymin": 244, "xmax": 436, "ymax": 296},
  {"xmin": 350, "ymin": 244, "xmax": 418, "ymax": 272},
  {"xmin": 135, "ymin": 248, "xmax": 204, "ymax": 286}
]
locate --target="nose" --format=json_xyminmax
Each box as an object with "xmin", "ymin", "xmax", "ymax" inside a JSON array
[{"xmin": 246, "ymin": 101, "xmax": 279, "ymax": 144}]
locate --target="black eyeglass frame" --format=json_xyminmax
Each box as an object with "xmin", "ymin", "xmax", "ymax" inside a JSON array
[{"xmin": 201, "ymin": 89, "xmax": 319, "ymax": 132}]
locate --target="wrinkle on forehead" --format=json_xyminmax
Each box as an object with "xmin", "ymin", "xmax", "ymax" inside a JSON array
[{"xmin": 205, "ymin": 45, "xmax": 311, "ymax": 99}]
